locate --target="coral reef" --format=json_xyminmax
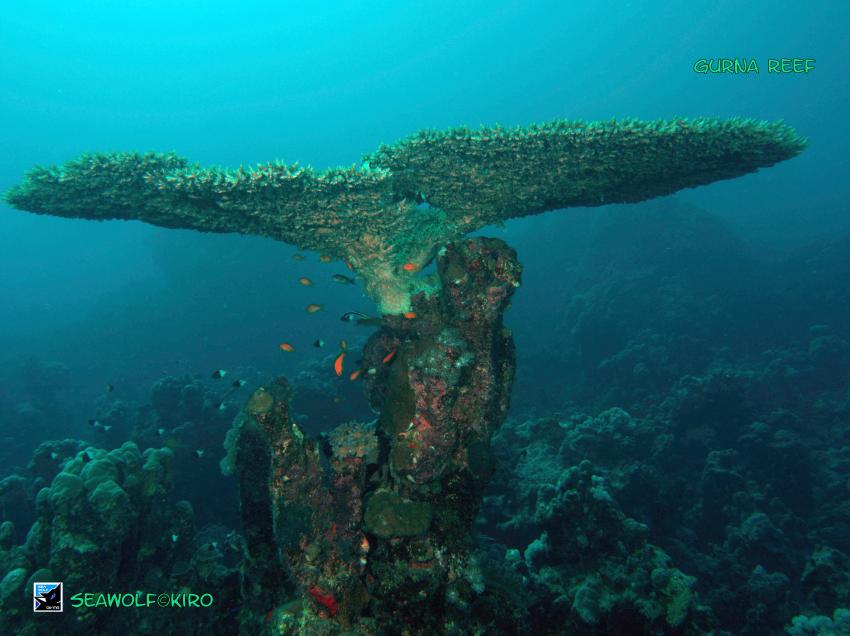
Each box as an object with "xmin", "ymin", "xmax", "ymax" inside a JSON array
[
  {"xmin": 530, "ymin": 460, "xmax": 711, "ymax": 633},
  {"xmin": 485, "ymin": 205, "xmax": 850, "ymax": 635},
  {"xmin": 135, "ymin": 374, "xmax": 241, "ymax": 529},
  {"xmin": 0, "ymin": 442, "xmax": 240, "ymax": 635},
  {"xmin": 4, "ymin": 117, "xmax": 804, "ymax": 312},
  {"xmin": 484, "ymin": 448, "xmax": 713, "ymax": 634},
  {"xmin": 0, "ymin": 117, "xmax": 818, "ymax": 633},
  {"xmin": 786, "ymin": 609, "xmax": 850, "ymax": 636},
  {"xmin": 221, "ymin": 237, "xmax": 520, "ymax": 633}
]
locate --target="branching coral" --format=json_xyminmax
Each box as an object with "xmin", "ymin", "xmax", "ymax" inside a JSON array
[{"xmin": 3, "ymin": 117, "xmax": 805, "ymax": 313}]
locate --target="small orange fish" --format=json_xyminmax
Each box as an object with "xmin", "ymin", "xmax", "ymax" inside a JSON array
[
  {"xmin": 403, "ymin": 311, "xmax": 417, "ymax": 319},
  {"xmin": 402, "ymin": 262, "xmax": 418, "ymax": 272},
  {"xmin": 349, "ymin": 369, "xmax": 362, "ymax": 381},
  {"xmin": 334, "ymin": 352, "xmax": 345, "ymax": 376},
  {"xmin": 305, "ymin": 304, "xmax": 323, "ymax": 313},
  {"xmin": 299, "ymin": 277, "xmax": 313, "ymax": 286},
  {"xmin": 382, "ymin": 350, "xmax": 397, "ymax": 364},
  {"xmin": 279, "ymin": 343, "xmax": 295, "ymax": 352},
  {"xmin": 319, "ymin": 255, "xmax": 333, "ymax": 263},
  {"xmin": 344, "ymin": 260, "xmax": 354, "ymax": 271}
]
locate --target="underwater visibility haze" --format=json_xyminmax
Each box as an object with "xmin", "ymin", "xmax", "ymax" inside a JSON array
[{"xmin": 1, "ymin": 2, "xmax": 849, "ymax": 634}]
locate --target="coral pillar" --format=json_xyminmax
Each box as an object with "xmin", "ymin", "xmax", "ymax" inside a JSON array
[{"xmin": 229, "ymin": 237, "xmax": 521, "ymax": 633}]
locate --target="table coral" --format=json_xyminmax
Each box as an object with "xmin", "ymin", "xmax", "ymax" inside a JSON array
[{"xmin": 4, "ymin": 117, "xmax": 804, "ymax": 313}]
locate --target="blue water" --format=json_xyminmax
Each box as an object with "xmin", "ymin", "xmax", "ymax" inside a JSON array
[
  {"xmin": 1, "ymin": 2, "xmax": 847, "ymax": 395},
  {"xmin": 1, "ymin": 2, "xmax": 849, "ymax": 634}
]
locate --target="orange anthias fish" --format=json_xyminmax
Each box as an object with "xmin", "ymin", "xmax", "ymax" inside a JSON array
[
  {"xmin": 299, "ymin": 277, "xmax": 313, "ymax": 286},
  {"xmin": 402, "ymin": 262, "xmax": 418, "ymax": 272},
  {"xmin": 279, "ymin": 343, "xmax": 295, "ymax": 352},
  {"xmin": 319, "ymin": 255, "xmax": 333, "ymax": 263},
  {"xmin": 334, "ymin": 352, "xmax": 345, "ymax": 376},
  {"xmin": 349, "ymin": 369, "xmax": 362, "ymax": 381},
  {"xmin": 403, "ymin": 311, "xmax": 417, "ymax": 320},
  {"xmin": 344, "ymin": 260, "xmax": 355, "ymax": 271},
  {"xmin": 382, "ymin": 350, "xmax": 397, "ymax": 364},
  {"xmin": 306, "ymin": 304, "xmax": 323, "ymax": 313}
]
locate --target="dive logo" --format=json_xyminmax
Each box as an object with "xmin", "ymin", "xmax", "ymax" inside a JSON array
[{"xmin": 33, "ymin": 582, "xmax": 63, "ymax": 612}]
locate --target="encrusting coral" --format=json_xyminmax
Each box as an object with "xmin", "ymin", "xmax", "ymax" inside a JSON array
[{"xmin": 4, "ymin": 117, "xmax": 805, "ymax": 313}]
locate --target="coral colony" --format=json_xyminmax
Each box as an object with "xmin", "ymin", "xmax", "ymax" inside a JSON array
[
  {"xmin": 2, "ymin": 116, "xmax": 804, "ymax": 633},
  {"xmin": 6, "ymin": 117, "xmax": 804, "ymax": 314}
]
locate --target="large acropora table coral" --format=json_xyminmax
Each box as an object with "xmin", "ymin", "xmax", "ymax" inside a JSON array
[{"xmin": 4, "ymin": 116, "xmax": 804, "ymax": 313}]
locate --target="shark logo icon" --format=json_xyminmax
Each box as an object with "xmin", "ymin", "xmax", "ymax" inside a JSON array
[{"xmin": 33, "ymin": 582, "xmax": 63, "ymax": 612}]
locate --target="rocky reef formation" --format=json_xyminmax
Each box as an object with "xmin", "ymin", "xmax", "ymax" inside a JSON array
[
  {"xmin": 4, "ymin": 117, "xmax": 804, "ymax": 312},
  {"xmin": 220, "ymin": 238, "xmax": 521, "ymax": 633}
]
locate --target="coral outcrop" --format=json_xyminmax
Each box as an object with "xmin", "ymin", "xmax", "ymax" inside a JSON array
[
  {"xmin": 4, "ymin": 117, "xmax": 804, "ymax": 312},
  {"xmin": 221, "ymin": 237, "xmax": 520, "ymax": 633}
]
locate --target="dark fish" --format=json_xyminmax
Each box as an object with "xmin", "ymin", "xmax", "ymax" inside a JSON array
[
  {"xmin": 313, "ymin": 339, "xmax": 326, "ymax": 348},
  {"xmin": 211, "ymin": 369, "xmax": 227, "ymax": 379},
  {"xmin": 340, "ymin": 311, "xmax": 373, "ymax": 323},
  {"xmin": 88, "ymin": 418, "xmax": 99, "ymax": 427},
  {"xmin": 292, "ymin": 253, "xmax": 306, "ymax": 261},
  {"xmin": 105, "ymin": 383, "xmax": 114, "ymax": 393},
  {"xmin": 232, "ymin": 379, "xmax": 246, "ymax": 388},
  {"xmin": 332, "ymin": 274, "xmax": 356, "ymax": 285}
]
